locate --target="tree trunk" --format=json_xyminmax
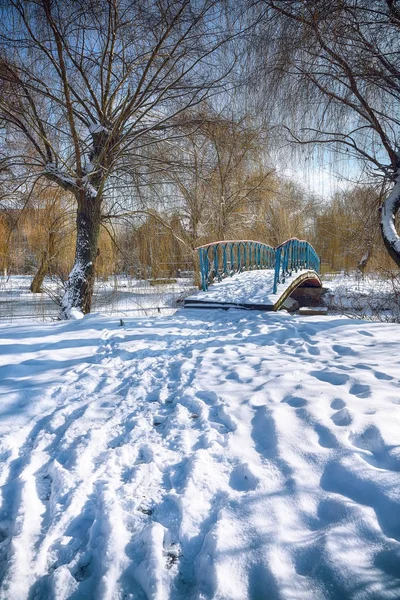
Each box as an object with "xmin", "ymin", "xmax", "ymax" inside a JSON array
[
  {"xmin": 380, "ymin": 174, "xmax": 400, "ymax": 268},
  {"xmin": 356, "ymin": 245, "xmax": 372, "ymax": 278},
  {"xmin": 190, "ymin": 215, "xmax": 198, "ymax": 243},
  {"xmin": 61, "ymin": 193, "xmax": 102, "ymax": 318},
  {"xmin": 30, "ymin": 231, "xmax": 56, "ymax": 293},
  {"xmin": 30, "ymin": 253, "xmax": 49, "ymax": 292}
]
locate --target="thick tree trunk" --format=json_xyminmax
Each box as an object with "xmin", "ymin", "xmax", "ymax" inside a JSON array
[
  {"xmin": 61, "ymin": 193, "xmax": 102, "ymax": 318},
  {"xmin": 380, "ymin": 174, "xmax": 400, "ymax": 268}
]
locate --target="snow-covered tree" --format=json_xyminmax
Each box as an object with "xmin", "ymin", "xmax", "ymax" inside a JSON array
[{"xmin": 0, "ymin": 0, "xmax": 242, "ymax": 317}]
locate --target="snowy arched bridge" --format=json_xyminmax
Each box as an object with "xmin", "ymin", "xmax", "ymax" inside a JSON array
[{"xmin": 184, "ymin": 238, "xmax": 322, "ymax": 311}]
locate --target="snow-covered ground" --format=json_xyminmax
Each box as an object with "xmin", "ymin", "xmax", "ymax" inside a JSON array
[
  {"xmin": 0, "ymin": 308, "xmax": 399, "ymax": 599},
  {"xmin": 324, "ymin": 272, "xmax": 400, "ymax": 321},
  {"xmin": 3, "ymin": 270, "xmax": 399, "ymax": 324},
  {"xmin": 0, "ymin": 276, "xmax": 195, "ymax": 322}
]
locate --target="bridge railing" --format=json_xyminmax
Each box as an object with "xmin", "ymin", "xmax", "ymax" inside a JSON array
[
  {"xmin": 197, "ymin": 240, "xmax": 276, "ymax": 291},
  {"xmin": 273, "ymin": 238, "xmax": 320, "ymax": 293}
]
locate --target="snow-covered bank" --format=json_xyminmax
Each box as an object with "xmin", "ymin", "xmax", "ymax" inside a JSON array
[
  {"xmin": 324, "ymin": 272, "xmax": 400, "ymax": 321},
  {"xmin": 0, "ymin": 276, "xmax": 195, "ymax": 323},
  {"xmin": 0, "ymin": 310, "xmax": 399, "ymax": 599}
]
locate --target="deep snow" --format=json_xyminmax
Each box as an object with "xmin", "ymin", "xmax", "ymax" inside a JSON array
[{"xmin": 0, "ymin": 309, "xmax": 399, "ymax": 599}]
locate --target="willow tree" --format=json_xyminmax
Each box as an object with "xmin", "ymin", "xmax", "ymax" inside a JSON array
[
  {"xmin": 257, "ymin": 0, "xmax": 400, "ymax": 267},
  {"xmin": 0, "ymin": 0, "xmax": 241, "ymax": 317}
]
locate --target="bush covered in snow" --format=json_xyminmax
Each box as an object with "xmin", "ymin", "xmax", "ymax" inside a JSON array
[{"xmin": 323, "ymin": 271, "xmax": 400, "ymax": 322}]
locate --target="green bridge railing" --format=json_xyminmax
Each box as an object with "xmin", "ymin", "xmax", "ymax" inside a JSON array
[{"xmin": 196, "ymin": 238, "xmax": 320, "ymax": 293}]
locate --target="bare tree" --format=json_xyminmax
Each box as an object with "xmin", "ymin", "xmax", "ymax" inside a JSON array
[
  {"xmin": 261, "ymin": 180, "xmax": 317, "ymax": 246},
  {"xmin": 314, "ymin": 186, "xmax": 381, "ymax": 271},
  {"xmin": 256, "ymin": 0, "xmax": 400, "ymax": 267},
  {"xmin": 0, "ymin": 171, "xmax": 37, "ymax": 277},
  {"xmin": 0, "ymin": 0, "xmax": 244, "ymax": 317},
  {"xmin": 168, "ymin": 109, "xmax": 274, "ymax": 242},
  {"xmin": 203, "ymin": 116, "xmax": 273, "ymax": 239},
  {"xmin": 168, "ymin": 128, "xmax": 213, "ymax": 244},
  {"xmin": 28, "ymin": 184, "xmax": 74, "ymax": 292}
]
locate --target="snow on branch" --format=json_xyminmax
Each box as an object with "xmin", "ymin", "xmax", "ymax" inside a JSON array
[
  {"xmin": 45, "ymin": 163, "xmax": 78, "ymax": 192},
  {"xmin": 45, "ymin": 163, "xmax": 98, "ymax": 198},
  {"xmin": 380, "ymin": 172, "xmax": 400, "ymax": 255}
]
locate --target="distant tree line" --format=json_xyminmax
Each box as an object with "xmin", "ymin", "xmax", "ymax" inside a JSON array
[{"xmin": 0, "ymin": 174, "xmax": 394, "ymax": 285}]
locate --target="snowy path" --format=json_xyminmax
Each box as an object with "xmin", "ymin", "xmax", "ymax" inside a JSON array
[{"xmin": 0, "ymin": 310, "xmax": 399, "ymax": 599}]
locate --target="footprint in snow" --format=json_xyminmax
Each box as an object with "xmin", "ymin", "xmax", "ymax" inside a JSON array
[
  {"xmin": 374, "ymin": 370, "xmax": 393, "ymax": 381},
  {"xmin": 213, "ymin": 347, "xmax": 225, "ymax": 354},
  {"xmin": 248, "ymin": 561, "xmax": 281, "ymax": 600},
  {"xmin": 294, "ymin": 542, "xmax": 323, "ymax": 576},
  {"xmin": 195, "ymin": 390, "xmax": 218, "ymax": 405},
  {"xmin": 314, "ymin": 423, "xmax": 338, "ymax": 449},
  {"xmin": 229, "ymin": 463, "xmax": 260, "ymax": 492},
  {"xmin": 251, "ymin": 406, "xmax": 277, "ymax": 460},
  {"xmin": 165, "ymin": 542, "xmax": 181, "ymax": 569},
  {"xmin": 226, "ymin": 371, "xmax": 241, "ymax": 382},
  {"xmin": 331, "ymin": 408, "xmax": 352, "ymax": 426},
  {"xmin": 0, "ymin": 527, "xmax": 7, "ymax": 543},
  {"xmin": 147, "ymin": 389, "xmax": 161, "ymax": 402},
  {"xmin": 332, "ymin": 344, "xmax": 357, "ymax": 356},
  {"xmin": 330, "ymin": 399, "xmax": 346, "ymax": 410},
  {"xmin": 350, "ymin": 426, "xmax": 400, "ymax": 472},
  {"xmin": 136, "ymin": 444, "xmax": 154, "ymax": 464},
  {"xmin": 306, "ymin": 344, "xmax": 320, "ymax": 356},
  {"xmin": 349, "ymin": 383, "xmax": 371, "ymax": 398},
  {"xmin": 281, "ymin": 395, "xmax": 307, "ymax": 408},
  {"xmin": 121, "ymin": 466, "xmax": 135, "ymax": 483},
  {"xmin": 153, "ymin": 415, "xmax": 166, "ymax": 427},
  {"xmin": 108, "ymin": 419, "xmax": 136, "ymax": 449},
  {"xmin": 71, "ymin": 550, "xmax": 93, "ymax": 582},
  {"xmin": 321, "ymin": 459, "xmax": 400, "ymax": 541},
  {"xmin": 311, "ymin": 370, "xmax": 349, "ymax": 386},
  {"xmin": 317, "ymin": 497, "xmax": 351, "ymax": 525},
  {"xmin": 36, "ymin": 471, "xmax": 52, "ymax": 503},
  {"xmin": 210, "ymin": 405, "xmax": 237, "ymax": 432}
]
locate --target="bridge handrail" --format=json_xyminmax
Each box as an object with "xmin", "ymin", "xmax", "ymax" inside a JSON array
[
  {"xmin": 196, "ymin": 239, "xmax": 269, "ymax": 249},
  {"xmin": 196, "ymin": 240, "xmax": 276, "ymax": 291},
  {"xmin": 273, "ymin": 237, "xmax": 320, "ymax": 293}
]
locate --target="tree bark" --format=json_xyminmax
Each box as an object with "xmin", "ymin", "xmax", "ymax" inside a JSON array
[
  {"xmin": 30, "ymin": 230, "xmax": 56, "ymax": 293},
  {"xmin": 30, "ymin": 254, "xmax": 49, "ymax": 292},
  {"xmin": 61, "ymin": 193, "xmax": 102, "ymax": 318},
  {"xmin": 380, "ymin": 174, "xmax": 400, "ymax": 268},
  {"xmin": 356, "ymin": 245, "xmax": 372, "ymax": 278}
]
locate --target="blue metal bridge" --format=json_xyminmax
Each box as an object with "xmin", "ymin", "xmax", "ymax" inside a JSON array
[{"xmin": 185, "ymin": 238, "xmax": 322, "ymax": 311}]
